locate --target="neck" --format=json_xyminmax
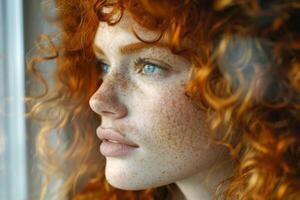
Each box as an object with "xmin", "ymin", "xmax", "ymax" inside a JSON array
[{"xmin": 175, "ymin": 159, "xmax": 233, "ymax": 200}]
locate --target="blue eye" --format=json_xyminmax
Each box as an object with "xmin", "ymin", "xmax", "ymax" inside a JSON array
[
  {"xmin": 143, "ymin": 64, "xmax": 159, "ymax": 74},
  {"xmin": 96, "ymin": 59, "xmax": 110, "ymax": 74},
  {"xmin": 102, "ymin": 63, "xmax": 110, "ymax": 74},
  {"xmin": 134, "ymin": 58, "xmax": 166, "ymax": 76}
]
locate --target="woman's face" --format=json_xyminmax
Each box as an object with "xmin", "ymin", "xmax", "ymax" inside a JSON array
[{"xmin": 89, "ymin": 12, "xmax": 224, "ymax": 190}]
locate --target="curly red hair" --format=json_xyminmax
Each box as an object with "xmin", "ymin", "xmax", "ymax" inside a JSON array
[{"xmin": 27, "ymin": 0, "xmax": 300, "ymax": 199}]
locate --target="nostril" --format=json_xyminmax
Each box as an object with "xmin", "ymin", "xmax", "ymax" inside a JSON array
[
  {"xmin": 100, "ymin": 110, "xmax": 118, "ymax": 117},
  {"xmin": 100, "ymin": 108, "xmax": 128, "ymax": 119},
  {"xmin": 102, "ymin": 111, "xmax": 114, "ymax": 114}
]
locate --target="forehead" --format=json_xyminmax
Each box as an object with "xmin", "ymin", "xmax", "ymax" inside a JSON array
[
  {"xmin": 93, "ymin": 11, "xmax": 197, "ymax": 60},
  {"xmin": 94, "ymin": 12, "xmax": 162, "ymax": 52}
]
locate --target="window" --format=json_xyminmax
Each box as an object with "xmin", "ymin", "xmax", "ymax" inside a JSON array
[{"xmin": 0, "ymin": 0, "xmax": 28, "ymax": 200}]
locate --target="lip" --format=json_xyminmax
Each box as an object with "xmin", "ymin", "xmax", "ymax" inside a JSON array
[
  {"xmin": 96, "ymin": 127, "xmax": 139, "ymax": 157},
  {"xmin": 96, "ymin": 127, "xmax": 139, "ymax": 147}
]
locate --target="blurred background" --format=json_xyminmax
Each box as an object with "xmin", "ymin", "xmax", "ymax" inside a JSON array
[{"xmin": 0, "ymin": 0, "xmax": 57, "ymax": 199}]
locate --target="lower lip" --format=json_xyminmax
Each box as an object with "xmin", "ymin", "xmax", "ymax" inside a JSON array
[{"xmin": 100, "ymin": 140, "xmax": 139, "ymax": 157}]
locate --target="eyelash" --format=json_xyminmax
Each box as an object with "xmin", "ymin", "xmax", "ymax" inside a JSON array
[
  {"xmin": 134, "ymin": 57, "xmax": 167, "ymax": 76},
  {"xmin": 95, "ymin": 57, "xmax": 167, "ymax": 77}
]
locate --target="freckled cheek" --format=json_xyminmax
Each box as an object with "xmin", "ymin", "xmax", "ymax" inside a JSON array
[{"xmin": 138, "ymin": 89, "xmax": 208, "ymax": 154}]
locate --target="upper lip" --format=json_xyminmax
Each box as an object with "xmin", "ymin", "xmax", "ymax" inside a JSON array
[{"xmin": 96, "ymin": 127, "xmax": 139, "ymax": 147}]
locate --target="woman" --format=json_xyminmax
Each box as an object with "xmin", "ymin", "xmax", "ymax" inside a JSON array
[{"xmin": 27, "ymin": 0, "xmax": 300, "ymax": 199}]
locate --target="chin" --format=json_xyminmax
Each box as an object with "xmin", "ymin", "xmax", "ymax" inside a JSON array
[
  {"xmin": 104, "ymin": 167, "xmax": 169, "ymax": 191},
  {"xmin": 105, "ymin": 173, "xmax": 146, "ymax": 191},
  {"xmin": 104, "ymin": 162, "xmax": 144, "ymax": 190},
  {"xmin": 105, "ymin": 169, "xmax": 175, "ymax": 191},
  {"xmin": 104, "ymin": 157, "xmax": 174, "ymax": 190}
]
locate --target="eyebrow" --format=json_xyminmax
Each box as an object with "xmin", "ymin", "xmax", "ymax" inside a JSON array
[{"xmin": 93, "ymin": 42, "xmax": 172, "ymax": 56}]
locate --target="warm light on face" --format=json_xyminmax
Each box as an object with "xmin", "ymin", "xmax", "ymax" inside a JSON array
[{"xmin": 88, "ymin": 12, "xmax": 227, "ymax": 190}]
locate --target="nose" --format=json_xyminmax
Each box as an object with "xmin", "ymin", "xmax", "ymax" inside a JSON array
[{"xmin": 89, "ymin": 74, "xmax": 128, "ymax": 119}]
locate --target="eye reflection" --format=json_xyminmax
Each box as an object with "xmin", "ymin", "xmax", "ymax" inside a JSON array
[
  {"xmin": 134, "ymin": 57, "xmax": 166, "ymax": 76},
  {"xmin": 96, "ymin": 59, "xmax": 110, "ymax": 75},
  {"xmin": 143, "ymin": 64, "xmax": 158, "ymax": 74}
]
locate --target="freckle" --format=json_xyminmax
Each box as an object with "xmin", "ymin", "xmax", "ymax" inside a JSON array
[
  {"xmin": 113, "ymin": 72, "xmax": 140, "ymax": 94},
  {"xmin": 114, "ymin": 72, "xmax": 129, "ymax": 90},
  {"xmin": 171, "ymin": 99, "xmax": 176, "ymax": 107}
]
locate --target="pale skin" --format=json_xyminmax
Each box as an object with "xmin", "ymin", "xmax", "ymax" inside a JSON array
[{"xmin": 89, "ymin": 12, "xmax": 233, "ymax": 200}]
